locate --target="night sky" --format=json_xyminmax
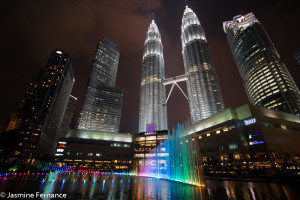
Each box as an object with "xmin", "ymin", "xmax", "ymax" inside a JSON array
[{"xmin": 0, "ymin": 0, "xmax": 299, "ymax": 133}]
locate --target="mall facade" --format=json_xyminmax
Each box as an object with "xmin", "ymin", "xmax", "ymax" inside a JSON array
[
  {"xmin": 133, "ymin": 104, "xmax": 300, "ymax": 176},
  {"xmin": 53, "ymin": 104, "xmax": 300, "ymax": 176}
]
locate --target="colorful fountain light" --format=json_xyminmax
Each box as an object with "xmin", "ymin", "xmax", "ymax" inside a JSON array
[
  {"xmin": 34, "ymin": 160, "xmax": 75, "ymax": 173},
  {"xmin": 136, "ymin": 122, "xmax": 205, "ymax": 187}
]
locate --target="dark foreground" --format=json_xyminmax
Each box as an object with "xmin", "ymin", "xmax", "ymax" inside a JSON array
[{"xmin": 1, "ymin": 173, "xmax": 300, "ymax": 199}]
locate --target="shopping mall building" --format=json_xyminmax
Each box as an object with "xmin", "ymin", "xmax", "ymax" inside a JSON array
[{"xmin": 55, "ymin": 104, "xmax": 300, "ymax": 176}]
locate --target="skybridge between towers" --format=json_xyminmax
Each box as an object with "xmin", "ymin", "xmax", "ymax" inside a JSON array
[{"xmin": 162, "ymin": 74, "xmax": 189, "ymax": 105}]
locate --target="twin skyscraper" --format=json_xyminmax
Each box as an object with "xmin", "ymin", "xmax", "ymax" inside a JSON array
[
  {"xmin": 139, "ymin": 6, "xmax": 300, "ymax": 133},
  {"xmin": 76, "ymin": 6, "xmax": 300, "ymax": 134},
  {"xmin": 139, "ymin": 6, "xmax": 224, "ymax": 133}
]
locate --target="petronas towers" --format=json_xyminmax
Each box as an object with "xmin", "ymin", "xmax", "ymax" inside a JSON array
[
  {"xmin": 138, "ymin": 20, "xmax": 168, "ymax": 133},
  {"xmin": 139, "ymin": 6, "xmax": 224, "ymax": 132}
]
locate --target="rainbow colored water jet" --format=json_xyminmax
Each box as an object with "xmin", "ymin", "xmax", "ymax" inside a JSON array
[{"xmin": 136, "ymin": 122, "xmax": 204, "ymax": 187}]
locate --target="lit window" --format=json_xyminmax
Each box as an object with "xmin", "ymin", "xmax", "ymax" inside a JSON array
[
  {"xmin": 59, "ymin": 141, "xmax": 66, "ymax": 144},
  {"xmin": 281, "ymin": 125, "xmax": 287, "ymax": 130},
  {"xmin": 228, "ymin": 143, "xmax": 238, "ymax": 149},
  {"xmin": 233, "ymin": 153, "xmax": 241, "ymax": 160},
  {"xmin": 88, "ymin": 153, "xmax": 93, "ymax": 156}
]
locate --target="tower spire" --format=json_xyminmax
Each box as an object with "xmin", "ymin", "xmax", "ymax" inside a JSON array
[{"xmin": 152, "ymin": 12, "xmax": 155, "ymax": 22}]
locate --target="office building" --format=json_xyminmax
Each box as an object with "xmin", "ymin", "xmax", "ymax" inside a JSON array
[
  {"xmin": 138, "ymin": 19, "xmax": 168, "ymax": 133},
  {"xmin": 224, "ymin": 13, "xmax": 300, "ymax": 115},
  {"xmin": 181, "ymin": 6, "xmax": 224, "ymax": 124},
  {"xmin": 1, "ymin": 49, "xmax": 75, "ymax": 159},
  {"xmin": 57, "ymin": 95, "xmax": 77, "ymax": 138},
  {"xmin": 294, "ymin": 48, "xmax": 300, "ymax": 65},
  {"xmin": 77, "ymin": 37, "xmax": 123, "ymax": 133}
]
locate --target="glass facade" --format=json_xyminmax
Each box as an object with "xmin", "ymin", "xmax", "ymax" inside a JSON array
[
  {"xmin": 57, "ymin": 95, "xmax": 77, "ymax": 138},
  {"xmin": 294, "ymin": 49, "xmax": 300, "ymax": 66},
  {"xmin": 181, "ymin": 6, "xmax": 224, "ymax": 124},
  {"xmin": 224, "ymin": 13, "xmax": 300, "ymax": 115},
  {"xmin": 78, "ymin": 37, "xmax": 123, "ymax": 132},
  {"xmin": 139, "ymin": 20, "xmax": 168, "ymax": 132}
]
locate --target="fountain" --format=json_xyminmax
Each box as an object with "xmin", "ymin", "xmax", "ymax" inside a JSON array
[{"xmin": 136, "ymin": 122, "xmax": 204, "ymax": 186}]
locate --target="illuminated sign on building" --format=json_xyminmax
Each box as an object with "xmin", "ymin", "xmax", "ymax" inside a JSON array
[
  {"xmin": 249, "ymin": 133, "xmax": 260, "ymax": 139},
  {"xmin": 58, "ymin": 141, "xmax": 66, "ymax": 144},
  {"xmin": 145, "ymin": 132, "xmax": 156, "ymax": 136},
  {"xmin": 249, "ymin": 141, "xmax": 264, "ymax": 145},
  {"xmin": 236, "ymin": 16, "xmax": 247, "ymax": 23},
  {"xmin": 244, "ymin": 118, "xmax": 256, "ymax": 126}
]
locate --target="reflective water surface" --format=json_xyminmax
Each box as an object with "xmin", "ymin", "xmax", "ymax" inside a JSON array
[{"xmin": 0, "ymin": 173, "xmax": 299, "ymax": 199}]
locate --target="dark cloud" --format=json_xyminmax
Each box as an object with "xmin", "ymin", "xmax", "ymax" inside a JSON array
[{"xmin": 0, "ymin": 0, "xmax": 299, "ymax": 132}]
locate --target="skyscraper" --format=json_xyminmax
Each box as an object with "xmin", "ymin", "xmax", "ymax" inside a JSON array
[
  {"xmin": 57, "ymin": 95, "xmax": 77, "ymax": 138},
  {"xmin": 139, "ymin": 19, "xmax": 168, "ymax": 133},
  {"xmin": 78, "ymin": 37, "xmax": 123, "ymax": 133},
  {"xmin": 294, "ymin": 49, "xmax": 300, "ymax": 66},
  {"xmin": 2, "ymin": 49, "xmax": 75, "ymax": 158},
  {"xmin": 224, "ymin": 13, "xmax": 300, "ymax": 115},
  {"xmin": 181, "ymin": 6, "xmax": 224, "ymax": 124}
]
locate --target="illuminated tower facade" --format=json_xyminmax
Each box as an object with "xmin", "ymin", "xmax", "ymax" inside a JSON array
[
  {"xmin": 181, "ymin": 6, "xmax": 224, "ymax": 124},
  {"xmin": 139, "ymin": 20, "xmax": 168, "ymax": 132},
  {"xmin": 78, "ymin": 37, "xmax": 123, "ymax": 132},
  {"xmin": 224, "ymin": 13, "xmax": 300, "ymax": 115},
  {"xmin": 1, "ymin": 50, "xmax": 75, "ymax": 158}
]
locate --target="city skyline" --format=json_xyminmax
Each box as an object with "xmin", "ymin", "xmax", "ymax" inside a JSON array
[{"xmin": 0, "ymin": 0, "xmax": 299, "ymax": 133}]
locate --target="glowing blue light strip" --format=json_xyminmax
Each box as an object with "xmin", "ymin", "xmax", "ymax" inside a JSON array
[{"xmin": 252, "ymin": 141, "xmax": 264, "ymax": 145}]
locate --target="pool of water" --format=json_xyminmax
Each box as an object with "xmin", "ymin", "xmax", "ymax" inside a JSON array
[{"xmin": 0, "ymin": 173, "xmax": 299, "ymax": 199}]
